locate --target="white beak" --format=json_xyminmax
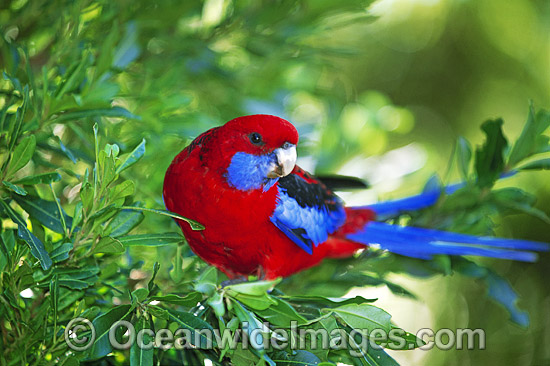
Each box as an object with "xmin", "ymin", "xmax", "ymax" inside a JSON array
[{"xmin": 267, "ymin": 145, "xmax": 297, "ymax": 178}]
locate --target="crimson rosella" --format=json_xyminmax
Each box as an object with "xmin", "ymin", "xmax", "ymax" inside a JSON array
[{"xmin": 163, "ymin": 115, "xmax": 548, "ymax": 279}]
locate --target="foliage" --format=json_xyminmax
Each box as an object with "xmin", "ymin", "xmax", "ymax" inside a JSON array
[{"xmin": 0, "ymin": 1, "xmax": 549, "ymax": 365}]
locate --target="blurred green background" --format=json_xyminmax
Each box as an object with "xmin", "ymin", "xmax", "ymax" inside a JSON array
[{"xmin": 2, "ymin": 0, "xmax": 549, "ymax": 364}]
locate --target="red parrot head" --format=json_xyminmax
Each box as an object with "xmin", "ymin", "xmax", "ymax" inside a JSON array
[{"xmin": 208, "ymin": 115, "xmax": 299, "ymax": 192}]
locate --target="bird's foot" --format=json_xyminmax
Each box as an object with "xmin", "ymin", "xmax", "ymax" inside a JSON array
[{"xmin": 220, "ymin": 276, "xmax": 248, "ymax": 288}]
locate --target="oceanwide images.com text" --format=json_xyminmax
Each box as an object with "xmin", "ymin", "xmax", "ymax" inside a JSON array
[{"xmin": 65, "ymin": 317, "xmax": 486, "ymax": 357}]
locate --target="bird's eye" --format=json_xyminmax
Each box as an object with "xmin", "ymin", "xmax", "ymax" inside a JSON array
[
  {"xmin": 282, "ymin": 142, "xmax": 292, "ymax": 149},
  {"xmin": 249, "ymin": 132, "xmax": 263, "ymax": 145}
]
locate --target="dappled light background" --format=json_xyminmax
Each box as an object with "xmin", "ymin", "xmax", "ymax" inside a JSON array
[{"xmin": 3, "ymin": 0, "xmax": 549, "ymax": 364}]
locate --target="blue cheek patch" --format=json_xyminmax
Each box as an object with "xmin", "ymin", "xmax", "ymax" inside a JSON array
[{"xmin": 225, "ymin": 152, "xmax": 278, "ymax": 192}]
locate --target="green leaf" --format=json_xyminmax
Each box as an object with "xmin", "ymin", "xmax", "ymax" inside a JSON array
[
  {"xmin": 365, "ymin": 344, "xmax": 400, "ymax": 366},
  {"xmin": 56, "ymin": 278, "xmax": 91, "ymax": 290},
  {"xmin": 508, "ymin": 104, "xmax": 550, "ymax": 167},
  {"xmin": 485, "ymin": 270, "xmax": 530, "ymax": 327},
  {"xmin": 94, "ymin": 237, "xmax": 125, "ymax": 254},
  {"xmin": 166, "ymin": 309, "xmax": 218, "ymax": 348},
  {"xmin": 80, "ymin": 182, "xmax": 93, "ymax": 212},
  {"xmin": 3, "ymin": 181, "xmax": 27, "ymax": 195},
  {"xmin": 89, "ymin": 305, "xmax": 133, "ymax": 359},
  {"xmin": 170, "ymin": 245, "xmax": 185, "ymax": 283},
  {"xmin": 207, "ymin": 291, "xmax": 226, "ymax": 317},
  {"xmin": 116, "ymin": 139, "xmax": 146, "ymax": 174},
  {"xmin": 108, "ymin": 180, "xmax": 135, "ymax": 202},
  {"xmin": 456, "ymin": 259, "xmax": 530, "ymax": 327},
  {"xmin": 53, "ymin": 106, "xmax": 141, "ymax": 123},
  {"xmin": 132, "ymin": 288, "xmax": 149, "ymax": 303},
  {"xmin": 117, "ymin": 232, "xmax": 185, "ymax": 247},
  {"xmin": 130, "ymin": 315, "xmax": 153, "ymax": 366},
  {"xmin": 272, "ymin": 350, "xmax": 321, "ymax": 366},
  {"xmin": 225, "ymin": 279, "xmax": 281, "ymax": 296},
  {"xmin": 57, "ymin": 288, "xmax": 85, "ymax": 311},
  {"xmin": 12, "ymin": 194, "xmax": 73, "ymax": 233},
  {"xmin": 58, "ymin": 137, "xmax": 77, "ymax": 163},
  {"xmin": 518, "ymin": 158, "xmax": 550, "ymax": 171},
  {"xmin": 385, "ymin": 327, "xmax": 426, "ymax": 350},
  {"xmin": 105, "ymin": 143, "xmax": 120, "ymax": 158},
  {"xmin": 0, "ymin": 230, "xmax": 15, "ymax": 270},
  {"xmin": 98, "ymin": 150, "xmax": 116, "ymax": 192},
  {"xmin": 491, "ymin": 187, "xmax": 550, "ymax": 223},
  {"xmin": 13, "ymin": 172, "xmax": 62, "ymax": 185},
  {"xmin": 475, "ymin": 119, "xmax": 508, "ymax": 188},
  {"xmin": 93, "ymin": 123, "xmax": 99, "ymax": 163},
  {"xmin": 195, "ymin": 266, "xmax": 217, "ymax": 296},
  {"xmin": 226, "ymin": 290, "xmax": 277, "ymax": 311},
  {"xmin": 255, "ymin": 298, "xmax": 308, "ymax": 327},
  {"xmin": 113, "ymin": 21, "xmax": 141, "ymax": 69},
  {"xmin": 456, "ymin": 136, "xmax": 472, "ymax": 179},
  {"xmin": 119, "ymin": 206, "xmax": 204, "ymax": 230},
  {"xmin": 231, "ymin": 300, "xmax": 275, "ymax": 365},
  {"xmin": 147, "ymin": 261, "xmax": 160, "ymax": 293},
  {"xmin": 19, "ymin": 224, "xmax": 52, "ymax": 270},
  {"xmin": 54, "ymin": 50, "xmax": 93, "ymax": 99},
  {"xmin": 60, "ymin": 356, "xmax": 80, "ymax": 366},
  {"xmin": 230, "ymin": 345, "xmax": 260, "ymax": 366},
  {"xmin": 231, "ymin": 301, "xmax": 265, "ymax": 346},
  {"xmin": 148, "ymin": 305, "xmax": 169, "ymax": 320},
  {"xmin": 52, "ymin": 266, "xmax": 100, "ymax": 281},
  {"xmin": 281, "ymin": 295, "xmax": 377, "ymax": 308},
  {"xmin": 149, "ymin": 292, "xmax": 202, "ymax": 306},
  {"xmin": 88, "ymin": 203, "xmax": 117, "ymax": 222},
  {"xmin": 6, "ymin": 134, "xmax": 36, "ymax": 178},
  {"xmin": 51, "ymin": 242, "xmax": 73, "ymax": 263},
  {"xmin": 0, "ymin": 200, "xmax": 52, "ymax": 270},
  {"xmin": 71, "ymin": 202, "xmax": 83, "ymax": 235},
  {"xmin": 50, "ymin": 274, "xmax": 59, "ymax": 322},
  {"xmin": 50, "ymin": 183, "xmax": 67, "ymax": 234},
  {"xmin": 330, "ymin": 304, "xmax": 392, "ymax": 333}
]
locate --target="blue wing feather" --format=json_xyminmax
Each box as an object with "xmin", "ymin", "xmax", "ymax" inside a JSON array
[
  {"xmin": 270, "ymin": 171, "xmax": 346, "ymax": 254},
  {"xmin": 271, "ymin": 216, "xmax": 313, "ymax": 254}
]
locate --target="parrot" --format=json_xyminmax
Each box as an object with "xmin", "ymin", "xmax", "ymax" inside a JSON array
[{"xmin": 163, "ymin": 114, "xmax": 548, "ymax": 280}]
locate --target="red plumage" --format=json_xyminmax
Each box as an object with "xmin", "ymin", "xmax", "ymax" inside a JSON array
[{"xmin": 163, "ymin": 115, "xmax": 374, "ymax": 279}]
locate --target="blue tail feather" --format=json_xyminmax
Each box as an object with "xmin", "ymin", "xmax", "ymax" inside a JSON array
[
  {"xmin": 346, "ymin": 222, "xmax": 548, "ymax": 262},
  {"xmin": 359, "ymin": 182, "xmax": 462, "ymax": 216},
  {"xmin": 361, "ymin": 171, "xmax": 517, "ymax": 216}
]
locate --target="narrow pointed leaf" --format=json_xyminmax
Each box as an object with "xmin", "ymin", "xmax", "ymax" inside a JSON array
[
  {"xmin": 12, "ymin": 194, "xmax": 73, "ymax": 233},
  {"xmin": 518, "ymin": 158, "xmax": 550, "ymax": 171},
  {"xmin": 95, "ymin": 237, "xmax": 125, "ymax": 254},
  {"xmin": 120, "ymin": 206, "xmax": 203, "ymax": 230},
  {"xmin": 89, "ymin": 305, "xmax": 133, "ymax": 359},
  {"xmin": 3, "ymin": 181, "xmax": 27, "ymax": 195},
  {"xmin": 13, "ymin": 172, "xmax": 62, "ymax": 185},
  {"xmin": 116, "ymin": 232, "xmax": 185, "ymax": 247},
  {"xmin": 0, "ymin": 200, "xmax": 52, "ymax": 270},
  {"xmin": 50, "ymin": 242, "xmax": 73, "ymax": 263},
  {"xmin": 149, "ymin": 292, "xmax": 202, "ymax": 306},
  {"xmin": 6, "ymin": 134, "xmax": 36, "ymax": 177},
  {"xmin": 330, "ymin": 304, "xmax": 392, "ymax": 333},
  {"xmin": 457, "ymin": 136, "xmax": 472, "ymax": 179},
  {"xmin": 106, "ymin": 208, "xmax": 144, "ymax": 237},
  {"xmin": 54, "ymin": 106, "xmax": 141, "ymax": 123},
  {"xmin": 166, "ymin": 309, "xmax": 218, "ymax": 348},
  {"xmin": 116, "ymin": 139, "xmax": 146, "ymax": 174},
  {"xmin": 130, "ymin": 315, "xmax": 153, "ymax": 366}
]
